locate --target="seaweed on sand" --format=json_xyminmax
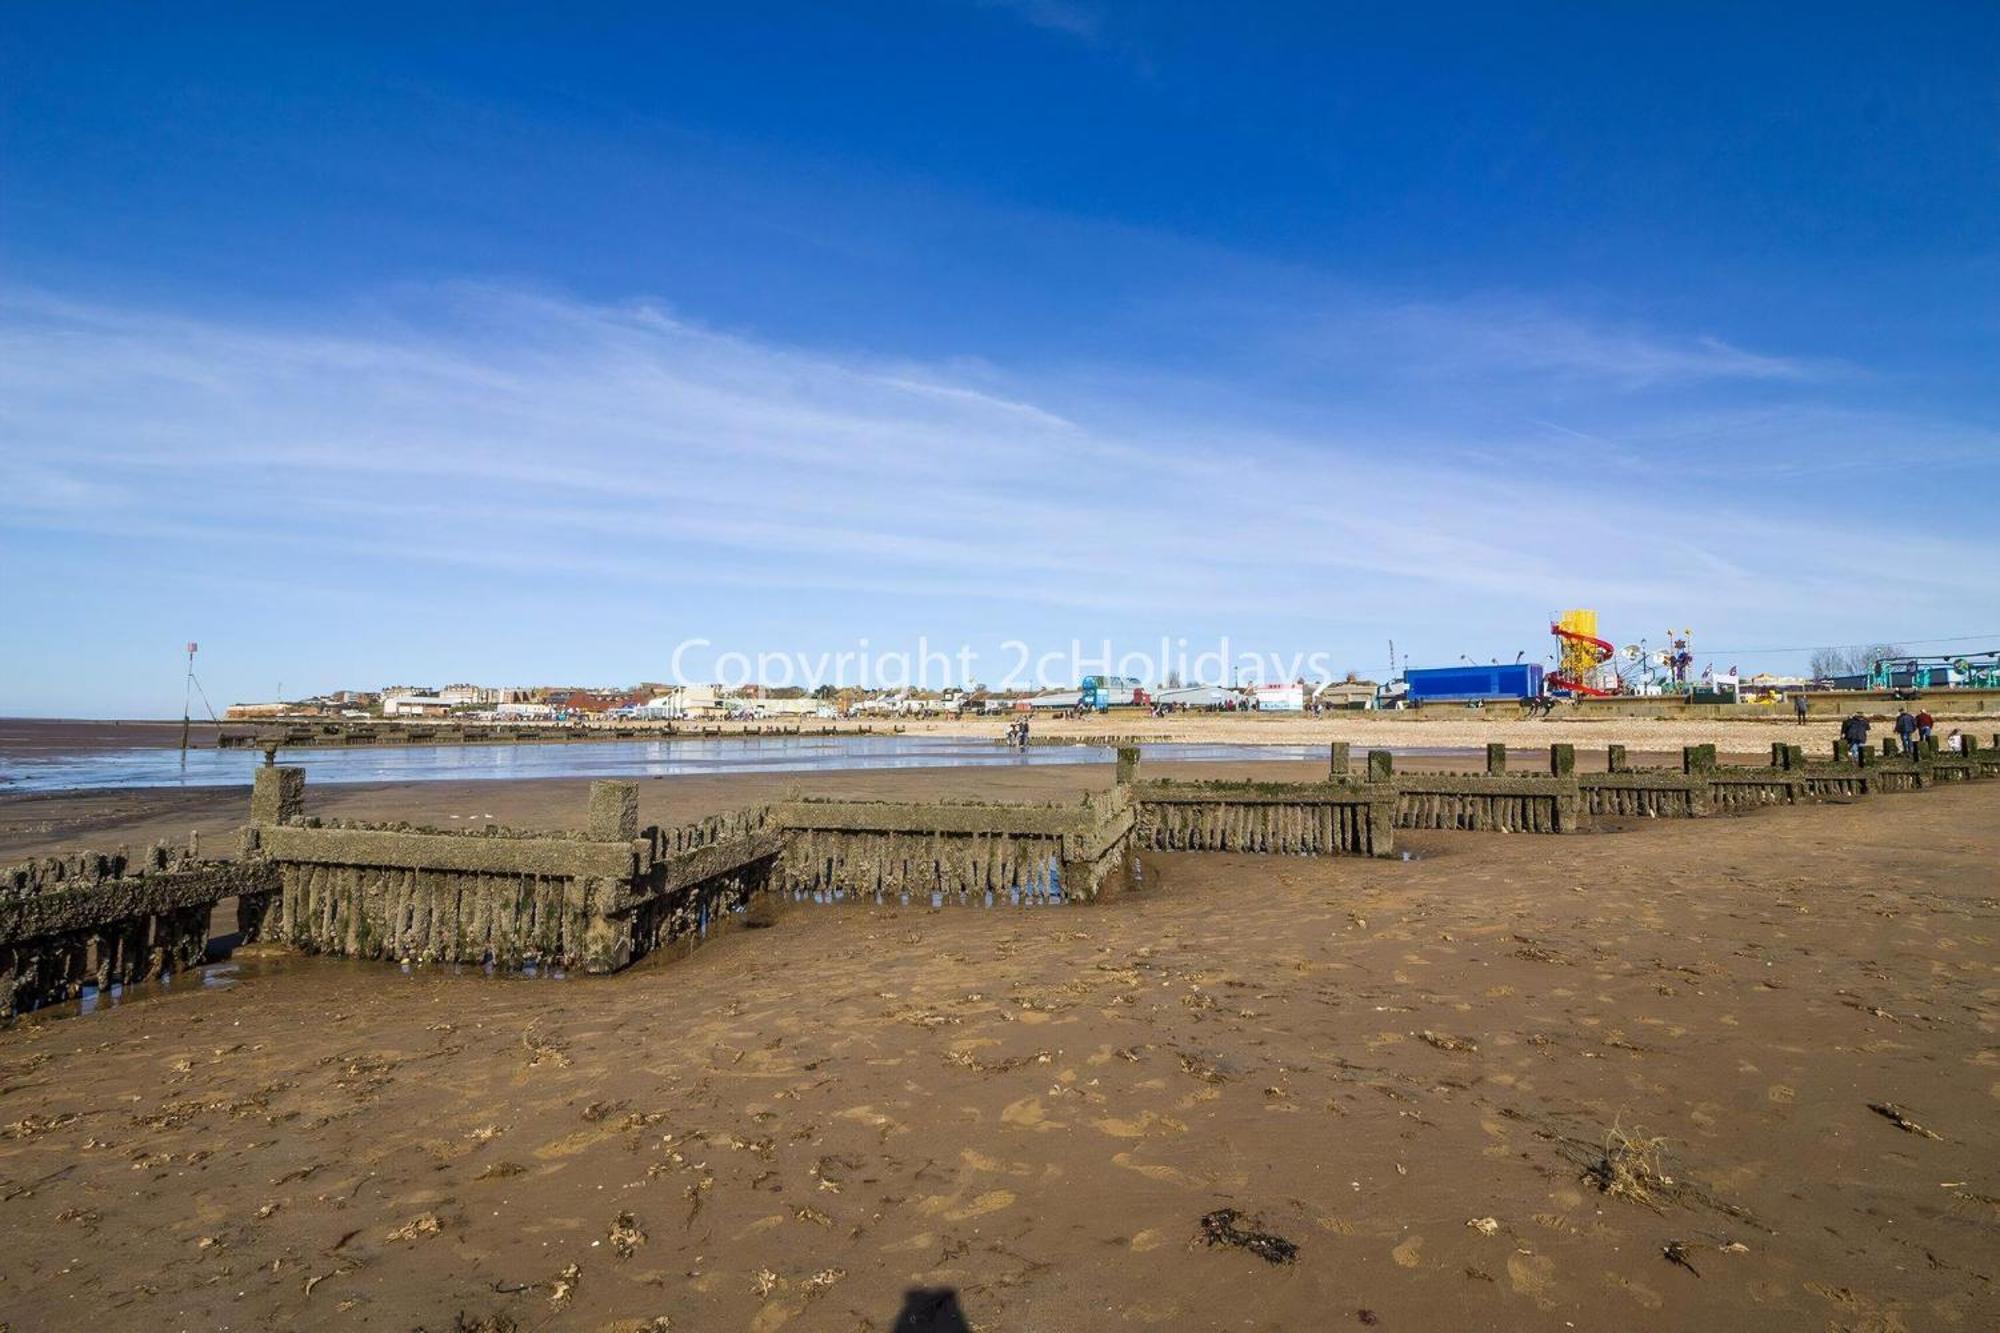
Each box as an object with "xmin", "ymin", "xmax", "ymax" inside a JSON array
[{"xmin": 1198, "ymin": 1208, "xmax": 1299, "ymax": 1265}]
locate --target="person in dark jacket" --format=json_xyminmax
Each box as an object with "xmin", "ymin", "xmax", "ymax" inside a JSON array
[
  {"xmin": 1841, "ymin": 712, "xmax": 1870, "ymax": 762},
  {"xmin": 1893, "ymin": 708, "xmax": 1918, "ymax": 757},
  {"xmin": 1792, "ymin": 692, "xmax": 1809, "ymax": 726}
]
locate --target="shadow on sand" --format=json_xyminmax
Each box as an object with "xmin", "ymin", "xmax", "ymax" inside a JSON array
[{"xmin": 892, "ymin": 1286, "xmax": 971, "ymax": 1332}]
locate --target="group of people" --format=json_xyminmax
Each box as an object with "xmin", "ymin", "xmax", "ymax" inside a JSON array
[
  {"xmin": 1004, "ymin": 717, "xmax": 1032, "ymax": 749},
  {"xmin": 1894, "ymin": 706, "xmax": 1938, "ymax": 757},
  {"xmin": 1841, "ymin": 707, "xmax": 1958, "ymax": 760}
]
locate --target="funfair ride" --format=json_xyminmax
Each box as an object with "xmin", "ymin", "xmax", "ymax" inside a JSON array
[{"xmin": 1549, "ymin": 609, "xmax": 1618, "ymax": 696}]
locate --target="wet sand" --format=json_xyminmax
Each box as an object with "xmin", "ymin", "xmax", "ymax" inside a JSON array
[
  {"xmin": 0, "ymin": 709, "xmax": 1933, "ymax": 760},
  {"xmin": 1, "ymin": 778, "xmax": 1995, "ymax": 1330}
]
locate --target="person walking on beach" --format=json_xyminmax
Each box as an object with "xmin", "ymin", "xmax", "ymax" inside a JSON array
[
  {"xmin": 1842, "ymin": 712, "xmax": 1870, "ymax": 762},
  {"xmin": 1017, "ymin": 716, "xmax": 1030, "ymax": 749},
  {"xmin": 1792, "ymin": 692, "xmax": 1809, "ymax": 726},
  {"xmin": 1893, "ymin": 708, "xmax": 1918, "ymax": 758},
  {"xmin": 1915, "ymin": 708, "xmax": 1935, "ymax": 746}
]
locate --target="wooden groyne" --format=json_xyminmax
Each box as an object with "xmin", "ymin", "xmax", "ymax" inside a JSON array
[
  {"xmin": 1, "ymin": 842, "xmax": 278, "ymax": 1016},
  {"xmin": 6, "ymin": 732, "xmax": 1996, "ymax": 1015}
]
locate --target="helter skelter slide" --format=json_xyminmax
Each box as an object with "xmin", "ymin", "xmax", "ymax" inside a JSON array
[{"xmin": 1549, "ymin": 608, "xmax": 1618, "ymax": 696}]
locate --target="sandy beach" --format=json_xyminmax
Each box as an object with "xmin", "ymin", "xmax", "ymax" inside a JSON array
[{"xmin": 0, "ymin": 772, "xmax": 1993, "ymax": 1330}]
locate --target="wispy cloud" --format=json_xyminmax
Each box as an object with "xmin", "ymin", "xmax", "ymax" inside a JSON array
[
  {"xmin": 0, "ymin": 282, "xmax": 1992, "ymax": 708},
  {"xmin": 1292, "ymin": 297, "xmax": 1823, "ymax": 391}
]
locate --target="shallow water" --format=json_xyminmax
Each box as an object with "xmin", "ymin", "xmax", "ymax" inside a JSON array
[
  {"xmin": 24, "ymin": 949, "xmax": 585, "ymax": 1025},
  {"xmin": 0, "ymin": 733, "xmax": 1471, "ymax": 792}
]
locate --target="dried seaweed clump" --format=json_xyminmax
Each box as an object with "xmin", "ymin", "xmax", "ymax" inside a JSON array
[
  {"xmin": 1198, "ymin": 1208, "xmax": 1298, "ymax": 1265},
  {"xmin": 1582, "ymin": 1126, "xmax": 1675, "ymax": 1211}
]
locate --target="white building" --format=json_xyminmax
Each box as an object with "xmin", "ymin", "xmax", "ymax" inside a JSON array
[
  {"xmin": 621, "ymin": 684, "xmax": 726, "ymax": 720},
  {"xmin": 1153, "ymin": 684, "xmax": 1233, "ymax": 709},
  {"xmin": 1248, "ymin": 683, "xmax": 1305, "ymax": 712},
  {"xmin": 382, "ymin": 693, "xmax": 451, "ymax": 718},
  {"xmin": 733, "ymin": 696, "xmax": 836, "ymax": 718}
]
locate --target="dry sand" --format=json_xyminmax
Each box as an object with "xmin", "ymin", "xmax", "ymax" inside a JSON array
[
  {"xmin": 902, "ymin": 708, "xmax": 1946, "ymax": 755},
  {"xmin": 0, "ymin": 775, "xmax": 1995, "ymax": 1330}
]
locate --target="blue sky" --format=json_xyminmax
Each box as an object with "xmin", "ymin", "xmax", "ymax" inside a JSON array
[{"xmin": 3, "ymin": 3, "xmax": 1997, "ymax": 715}]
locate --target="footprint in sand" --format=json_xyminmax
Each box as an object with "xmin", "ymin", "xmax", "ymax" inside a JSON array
[
  {"xmin": 1391, "ymin": 1235, "xmax": 1423, "ymax": 1268},
  {"xmin": 1002, "ymin": 1096, "xmax": 1065, "ymax": 1131},
  {"xmin": 1093, "ymin": 1110, "xmax": 1185, "ymax": 1139},
  {"xmin": 1111, "ymin": 1152, "xmax": 1208, "ymax": 1190},
  {"xmin": 945, "ymin": 1189, "xmax": 1017, "ymax": 1221},
  {"xmin": 1604, "ymin": 1270, "xmax": 1663, "ymax": 1309},
  {"xmin": 1507, "ymin": 1251, "xmax": 1558, "ymax": 1309}
]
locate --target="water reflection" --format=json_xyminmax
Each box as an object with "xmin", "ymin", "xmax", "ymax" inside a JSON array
[{"xmin": 0, "ymin": 734, "xmax": 1468, "ymax": 793}]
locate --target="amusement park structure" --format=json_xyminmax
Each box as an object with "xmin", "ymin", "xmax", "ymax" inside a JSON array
[
  {"xmin": 1865, "ymin": 650, "xmax": 2000, "ymax": 691},
  {"xmin": 1549, "ymin": 610, "xmax": 1617, "ymax": 696},
  {"xmin": 1548, "ymin": 613, "xmax": 1703, "ymax": 698}
]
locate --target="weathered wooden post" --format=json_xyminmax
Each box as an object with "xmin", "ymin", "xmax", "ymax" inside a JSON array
[
  {"xmin": 1606, "ymin": 744, "xmax": 1628, "ymax": 773},
  {"xmin": 1115, "ymin": 746, "xmax": 1140, "ymax": 787},
  {"xmin": 1328, "ymin": 741, "xmax": 1350, "ymax": 780},
  {"xmin": 250, "ymin": 765, "xmax": 305, "ymax": 824},
  {"xmin": 583, "ymin": 781, "xmax": 641, "ymax": 973},
  {"xmin": 1549, "ymin": 743, "xmax": 1579, "ymax": 830},
  {"xmin": 1485, "ymin": 742, "xmax": 1508, "ymax": 775},
  {"xmin": 1367, "ymin": 749, "xmax": 1394, "ymax": 781},
  {"xmin": 588, "ymin": 779, "xmax": 640, "ymax": 841}
]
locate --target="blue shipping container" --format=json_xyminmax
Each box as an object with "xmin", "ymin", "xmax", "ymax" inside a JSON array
[{"xmin": 1404, "ymin": 664, "xmax": 1544, "ymax": 702}]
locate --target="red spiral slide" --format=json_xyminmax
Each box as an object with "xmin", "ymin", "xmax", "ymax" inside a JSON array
[{"xmin": 1549, "ymin": 621, "xmax": 1617, "ymax": 696}]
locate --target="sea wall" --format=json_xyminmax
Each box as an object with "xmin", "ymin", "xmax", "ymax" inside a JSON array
[{"xmin": 0, "ymin": 842, "xmax": 279, "ymax": 1016}]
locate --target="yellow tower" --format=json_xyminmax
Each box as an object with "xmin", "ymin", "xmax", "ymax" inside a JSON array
[{"xmin": 1554, "ymin": 608, "xmax": 1605, "ymax": 689}]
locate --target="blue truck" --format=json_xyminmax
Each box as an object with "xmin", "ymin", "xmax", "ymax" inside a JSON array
[{"xmin": 1403, "ymin": 663, "xmax": 1544, "ymax": 704}]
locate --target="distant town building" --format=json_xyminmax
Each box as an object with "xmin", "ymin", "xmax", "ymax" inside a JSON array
[
  {"xmin": 1312, "ymin": 680, "xmax": 1379, "ymax": 710},
  {"xmin": 381, "ymin": 693, "xmax": 451, "ymax": 718},
  {"xmin": 623, "ymin": 684, "xmax": 726, "ymax": 720},
  {"xmin": 728, "ymin": 696, "xmax": 836, "ymax": 718},
  {"xmin": 1248, "ymin": 683, "xmax": 1306, "ymax": 712},
  {"xmin": 1152, "ymin": 684, "xmax": 1233, "ymax": 710}
]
